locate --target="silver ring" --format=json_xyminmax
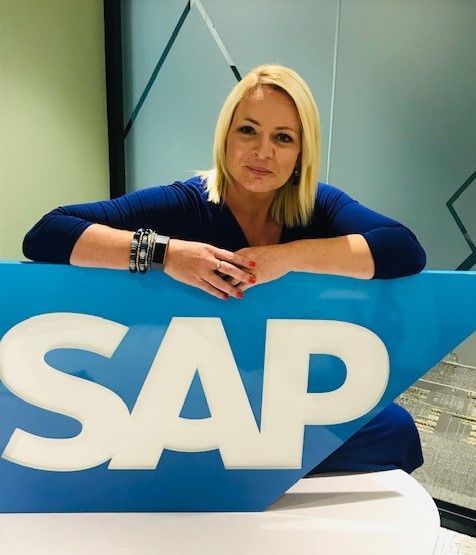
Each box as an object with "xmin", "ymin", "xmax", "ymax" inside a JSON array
[{"xmin": 215, "ymin": 260, "xmax": 222, "ymax": 271}]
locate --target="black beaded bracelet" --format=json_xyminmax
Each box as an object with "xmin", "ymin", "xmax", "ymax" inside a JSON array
[
  {"xmin": 129, "ymin": 229, "xmax": 143, "ymax": 273},
  {"xmin": 135, "ymin": 229, "xmax": 145, "ymax": 272}
]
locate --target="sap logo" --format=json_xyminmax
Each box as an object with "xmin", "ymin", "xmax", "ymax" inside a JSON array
[{"xmin": 0, "ymin": 313, "xmax": 389, "ymax": 472}]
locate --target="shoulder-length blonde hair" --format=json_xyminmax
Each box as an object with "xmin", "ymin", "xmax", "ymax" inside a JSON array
[{"xmin": 204, "ymin": 64, "xmax": 320, "ymax": 227}]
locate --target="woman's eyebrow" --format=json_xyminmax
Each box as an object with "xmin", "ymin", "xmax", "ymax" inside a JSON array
[{"xmin": 243, "ymin": 117, "xmax": 299, "ymax": 134}]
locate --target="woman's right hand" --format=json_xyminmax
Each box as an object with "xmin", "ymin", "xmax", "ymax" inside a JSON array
[{"xmin": 163, "ymin": 239, "xmax": 256, "ymax": 300}]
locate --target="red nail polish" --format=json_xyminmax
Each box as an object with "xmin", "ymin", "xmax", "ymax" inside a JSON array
[
  {"xmin": 248, "ymin": 276, "xmax": 256, "ymax": 284},
  {"xmin": 237, "ymin": 291, "xmax": 244, "ymax": 299},
  {"xmin": 249, "ymin": 261, "xmax": 257, "ymax": 268}
]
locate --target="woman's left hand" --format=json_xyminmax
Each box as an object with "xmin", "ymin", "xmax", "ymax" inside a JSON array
[{"xmin": 232, "ymin": 244, "xmax": 292, "ymax": 291}]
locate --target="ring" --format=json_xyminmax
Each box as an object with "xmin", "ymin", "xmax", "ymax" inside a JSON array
[{"xmin": 215, "ymin": 260, "xmax": 222, "ymax": 271}]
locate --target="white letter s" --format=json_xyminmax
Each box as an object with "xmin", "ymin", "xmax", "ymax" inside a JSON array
[{"xmin": 0, "ymin": 313, "xmax": 130, "ymax": 471}]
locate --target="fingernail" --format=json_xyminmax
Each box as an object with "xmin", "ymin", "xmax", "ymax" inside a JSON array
[
  {"xmin": 236, "ymin": 291, "xmax": 244, "ymax": 299},
  {"xmin": 249, "ymin": 261, "xmax": 257, "ymax": 268},
  {"xmin": 248, "ymin": 276, "xmax": 256, "ymax": 284}
]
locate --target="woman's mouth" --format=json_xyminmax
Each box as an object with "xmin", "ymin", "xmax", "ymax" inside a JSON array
[{"xmin": 246, "ymin": 166, "xmax": 273, "ymax": 175}]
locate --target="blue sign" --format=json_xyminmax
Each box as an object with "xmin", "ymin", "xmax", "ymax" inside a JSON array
[{"xmin": 0, "ymin": 262, "xmax": 474, "ymax": 511}]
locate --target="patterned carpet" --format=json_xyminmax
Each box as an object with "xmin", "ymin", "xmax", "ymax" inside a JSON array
[{"xmin": 396, "ymin": 352, "xmax": 476, "ymax": 511}]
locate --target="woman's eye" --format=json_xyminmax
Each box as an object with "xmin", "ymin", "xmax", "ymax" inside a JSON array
[
  {"xmin": 276, "ymin": 133, "xmax": 293, "ymax": 143},
  {"xmin": 238, "ymin": 125, "xmax": 255, "ymax": 135}
]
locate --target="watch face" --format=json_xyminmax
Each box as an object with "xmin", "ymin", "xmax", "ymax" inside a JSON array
[{"xmin": 153, "ymin": 237, "xmax": 169, "ymax": 265}]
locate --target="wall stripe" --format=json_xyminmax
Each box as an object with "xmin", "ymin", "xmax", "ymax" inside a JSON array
[
  {"xmin": 326, "ymin": 0, "xmax": 342, "ymax": 185},
  {"xmin": 193, "ymin": 0, "xmax": 239, "ymax": 72},
  {"xmin": 124, "ymin": 1, "xmax": 192, "ymax": 137},
  {"xmin": 446, "ymin": 170, "xmax": 476, "ymax": 268},
  {"xmin": 124, "ymin": 0, "xmax": 241, "ymax": 138}
]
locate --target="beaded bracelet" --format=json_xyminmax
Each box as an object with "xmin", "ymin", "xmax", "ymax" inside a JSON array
[
  {"xmin": 129, "ymin": 229, "xmax": 143, "ymax": 273},
  {"xmin": 129, "ymin": 228, "xmax": 170, "ymax": 273},
  {"xmin": 134, "ymin": 228, "xmax": 145, "ymax": 272},
  {"xmin": 138, "ymin": 228, "xmax": 151, "ymax": 273}
]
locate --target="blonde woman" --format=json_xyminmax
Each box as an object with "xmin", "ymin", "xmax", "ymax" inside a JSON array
[{"xmin": 24, "ymin": 65, "xmax": 425, "ymax": 474}]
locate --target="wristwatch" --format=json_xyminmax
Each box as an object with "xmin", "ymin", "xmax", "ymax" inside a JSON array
[{"xmin": 151, "ymin": 234, "xmax": 170, "ymax": 268}]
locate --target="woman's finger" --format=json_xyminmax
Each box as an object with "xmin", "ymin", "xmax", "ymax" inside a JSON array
[
  {"xmin": 198, "ymin": 279, "xmax": 229, "ymax": 300},
  {"xmin": 214, "ymin": 247, "xmax": 256, "ymax": 270},
  {"xmin": 206, "ymin": 272, "xmax": 244, "ymax": 299},
  {"xmin": 236, "ymin": 282, "xmax": 251, "ymax": 292},
  {"xmin": 214, "ymin": 260, "xmax": 255, "ymax": 286}
]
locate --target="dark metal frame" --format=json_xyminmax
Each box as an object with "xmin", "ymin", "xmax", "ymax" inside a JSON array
[
  {"xmin": 103, "ymin": 0, "xmax": 126, "ymax": 199},
  {"xmin": 436, "ymin": 498, "xmax": 476, "ymax": 538}
]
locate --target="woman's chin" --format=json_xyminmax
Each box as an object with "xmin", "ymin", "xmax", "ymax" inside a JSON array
[{"xmin": 231, "ymin": 177, "xmax": 283, "ymax": 196}]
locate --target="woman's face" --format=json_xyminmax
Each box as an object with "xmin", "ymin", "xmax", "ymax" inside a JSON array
[{"xmin": 225, "ymin": 86, "xmax": 301, "ymax": 197}]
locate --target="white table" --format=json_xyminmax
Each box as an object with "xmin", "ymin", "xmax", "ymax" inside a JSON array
[{"xmin": 0, "ymin": 470, "xmax": 439, "ymax": 555}]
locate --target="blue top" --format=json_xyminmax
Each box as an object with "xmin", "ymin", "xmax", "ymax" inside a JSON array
[{"xmin": 23, "ymin": 177, "xmax": 426, "ymax": 279}]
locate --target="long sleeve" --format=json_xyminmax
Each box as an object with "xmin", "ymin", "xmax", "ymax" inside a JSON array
[
  {"xmin": 23, "ymin": 181, "xmax": 206, "ymax": 264},
  {"xmin": 314, "ymin": 184, "xmax": 426, "ymax": 279}
]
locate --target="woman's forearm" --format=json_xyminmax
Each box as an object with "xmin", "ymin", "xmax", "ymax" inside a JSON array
[
  {"xmin": 285, "ymin": 235, "xmax": 375, "ymax": 279},
  {"xmin": 71, "ymin": 229, "xmax": 255, "ymax": 300},
  {"xmin": 70, "ymin": 224, "xmax": 133, "ymax": 269},
  {"xmin": 233, "ymin": 235, "xmax": 375, "ymax": 289}
]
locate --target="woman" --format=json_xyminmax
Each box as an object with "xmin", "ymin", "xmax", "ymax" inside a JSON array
[{"xmin": 23, "ymin": 64, "xmax": 425, "ymax": 474}]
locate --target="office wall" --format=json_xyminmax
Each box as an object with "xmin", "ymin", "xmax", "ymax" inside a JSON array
[
  {"xmin": 0, "ymin": 0, "xmax": 109, "ymax": 260},
  {"xmin": 122, "ymin": 0, "xmax": 475, "ymax": 272}
]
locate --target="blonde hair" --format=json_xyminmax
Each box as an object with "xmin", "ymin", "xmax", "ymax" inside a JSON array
[{"xmin": 204, "ymin": 64, "xmax": 321, "ymax": 227}]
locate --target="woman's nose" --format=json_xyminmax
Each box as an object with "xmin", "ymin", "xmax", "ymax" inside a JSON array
[{"xmin": 253, "ymin": 136, "xmax": 273, "ymax": 159}]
